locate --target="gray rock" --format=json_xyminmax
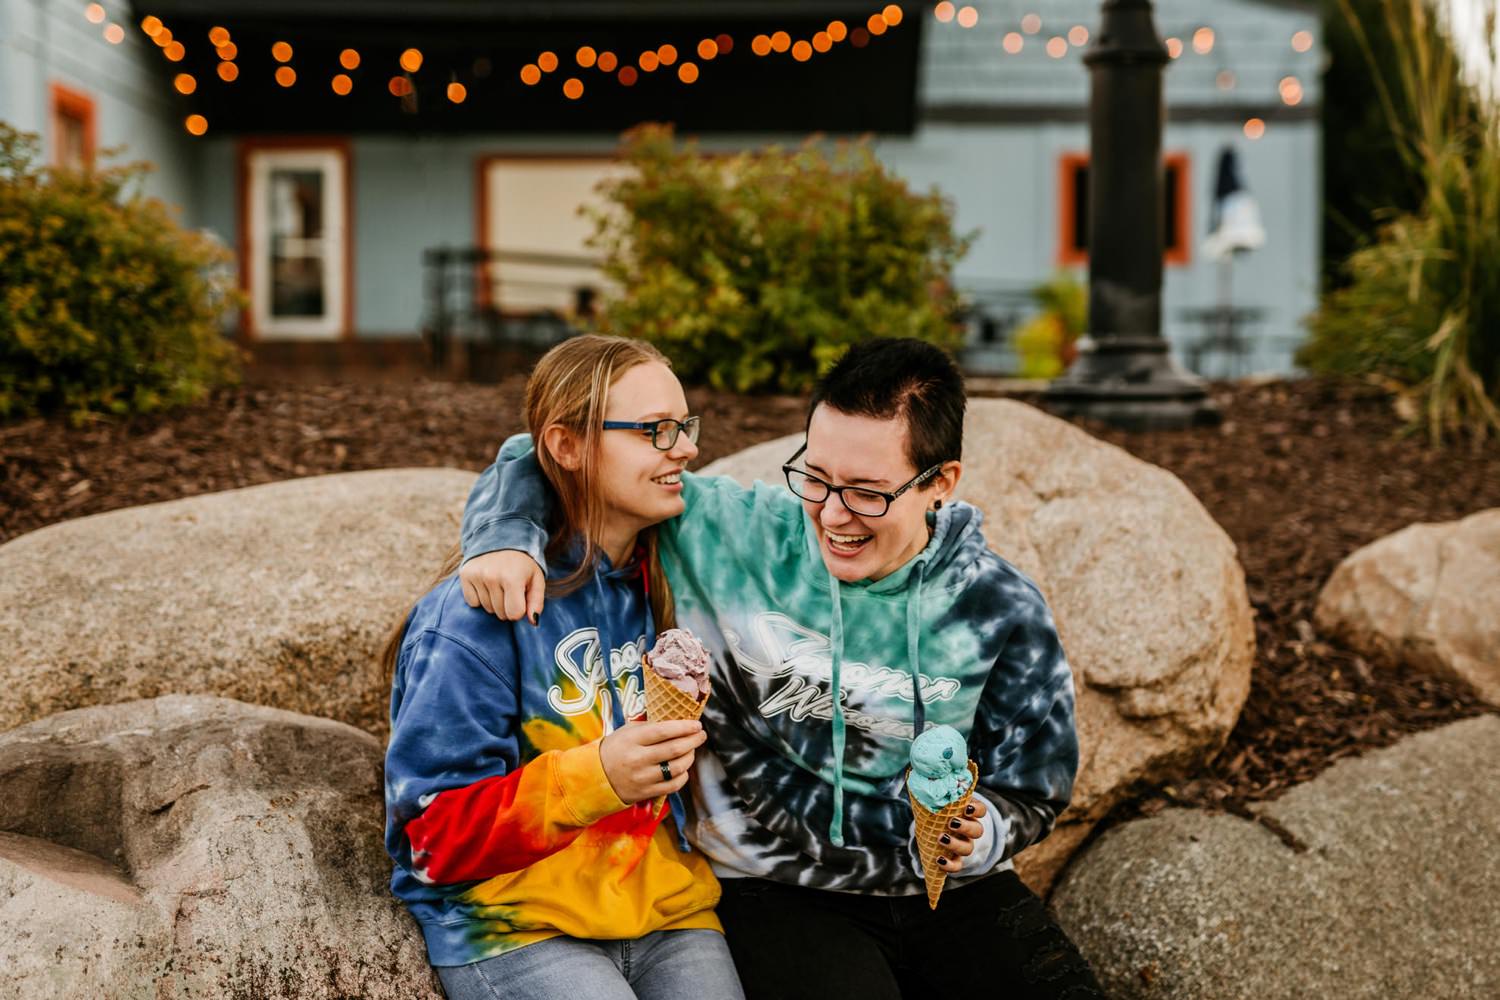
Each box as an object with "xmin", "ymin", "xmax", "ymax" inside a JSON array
[
  {"xmin": 1315, "ymin": 508, "xmax": 1500, "ymax": 705},
  {"xmin": 0, "ymin": 468, "xmax": 474, "ymax": 737},
  {"xmin": 702, "ymin": 398, "xmax": 1255, "ymax": 892},
  {"xmin": 0, "ymin": 695, "xmax": 441, "ymax": 999},
  {"xmin": 1052, "ymin": 715, "xmax": 1500, "ymax": 999}
]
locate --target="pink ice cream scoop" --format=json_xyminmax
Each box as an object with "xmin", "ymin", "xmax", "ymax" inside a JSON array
[{"xmin": 647, "ymin": 628, "xmax": 711, "ymax": 700}]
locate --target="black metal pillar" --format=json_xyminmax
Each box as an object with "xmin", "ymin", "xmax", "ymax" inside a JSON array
[{"xmin": 1042, "ymin": 0, "xmax": 1218, "ymax": 429}]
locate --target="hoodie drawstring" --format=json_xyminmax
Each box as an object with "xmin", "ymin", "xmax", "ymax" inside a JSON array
[{"xmin": 824, "ymin": 556, "xmax": 929, "ymax": 849}]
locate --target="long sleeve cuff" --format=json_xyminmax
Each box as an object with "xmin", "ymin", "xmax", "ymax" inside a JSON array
[
  {"xmin": 462, "ymin": 514, "xmax": 549, "ymax": 569},
  {"xmin": 554, "ymin": 740, "xmax": 628, "ymax": 826}
]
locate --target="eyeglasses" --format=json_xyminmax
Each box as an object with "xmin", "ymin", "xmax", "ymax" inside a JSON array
[
  {"xmin": 782, "ymin": 444, "xmax": 944, "ymax": 518},
  {"xmin": 602, "ymin": 416, "xmax": 702, "ymax": 451}
]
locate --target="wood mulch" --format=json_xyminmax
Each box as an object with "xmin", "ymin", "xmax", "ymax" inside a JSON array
[{"xmin": 3, "ymin": 370, "xmax": 1496, "ymax": 819}]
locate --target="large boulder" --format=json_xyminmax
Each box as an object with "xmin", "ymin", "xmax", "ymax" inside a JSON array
[
  {"xmin": 702, "ymin": 398, "xmax": 1255, "ymax": 893},
  {"xmin": 0, "ymin": 468, "xmax": 474, "ymax": 737},
  {"xmin": 1314, "ymin": 508, "xmax": 1500, "ymax": 705},
  {"xmin": 1051, "ymin": 715, "xmax": 1500, "ymax": 999},
  {"xmin": 0, "ymin": 695, "xmax": 440, "ymax": 999}
]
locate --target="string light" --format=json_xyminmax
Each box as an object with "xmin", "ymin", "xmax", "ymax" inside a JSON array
[
  {"xmin": 538, "ymin": 51, "xmax": 558, "ymax": 72},
  {"xmin": 173, "ymin": 72, "xmax": 196, "ymax": 94},
  {"xmin": 716, "ymin": 34, "xmax": 734, "ymax": 54},
  {"xmin": 577, "ymin": 46, "xmax": 597, "ymax": 68},
  {"xmin": 1291, "ymin": 30, "xmax": 1314, "ymax": 52},
  {"xmin": 141, "ymin": 16, "xmax": 163, "ymax": 36},
  {"xmin": 618, "ymin": 65, "xmax": 638, "ymax": 85},
  {"xmin": 340, "ymin": 48, "xmax": 360, "ymax": 70},
  {"xmin": 104, "ymin": 23, "xmax": 124, "ymax": 43},
  {"xmin": 639, "ymin": 50, "xmax": 659, "ymax": 72},
  {"xmin": 1068, "ymin": 25, "xmax": 1089, "ymax": 46},
  {"xmin": 698, "ymin": 38, "xmax": 717, "ymax": 60},
  {"xmin": 598, "ymin": 51, "xmax": 618, "ymax": 72},
  {"xmin": 388, "ymin": 76, "xmax": 412, "ymax": 97},
  {"xmin": 934, "ymin": 2, "xmax": 955, "ymax": 24},
  {"xmin": 867, "ymin": 13, "xmax": 888, "ymax": 35},
  {"xmin": 208, "ymin": 26, "xmax": 229, "ymax": 46},
  {"xmin": 272, "ymin": 41, "xmax": 293, "ymax": 62},
  {"xmin": 1244, "ymin": 117, "xmax": 1266, "ymax": 140},
  {"xmin": 1192, "ymin": 27, "xmax": 1214, "ymax": 55},
  {"xmin": 752, "ymin": 34, "xmax": 772, "ymax": 56},
  {"xmin": 447, "ymin": 81, "xmax": 467, "ymax": 103},
  {"xmin": 1003, "ymin": 32, "xmax": 1022, "ymax": 53},
  {"xmin": 216, "ymin": 42, "xmax": 237, "ymax": 59},
  {"xmin": 956, "ymin": 6, "xmax": 979, "ymax": 29},
  {"xmin": 400, "ymin": 48, "xmax": 423, "ymax": 73},
  {"xmin": 153, "ymin": 26, "xmax": 172, "ymax": 47},
  {"xmin": 520, "ymin": 64, "xmax": 541, "ymax": 85},
  {"xmin": 275, "ymin": 66, "xmax": 296, "ymax": 87},
  {"xmin": 1021, "ymin": 13, "xmax": 1041, "ymax": 34},
  {"xmin": 770, "ymin": 31, "xmax": 791, "ymax": 53},
  {"xmin": 164, "ymin": 41, "xmax": 184, "ymax": 60},
  {"xmin": 1216, "ymin": 69, "xmax": 1236, "ymax": 90},
  {"xmin": 792, "ymin": 40, "xmax": 812, "ymax": 61},
  {"xmin": 1279, "ymin": 75, "xmax": 1303, "ymax": 105},
  {"xmin": 850, "ymin": 27, "xmax": 870, "ymax": 47},
  {"xmin": 882, "ymin": 5, "xmax": 903, "ymax": 27},
  {"xmin": 1046, "ymin": 37, "xmax": 1067, "ymax": 58},
  {"xmin": 185, "ymin": 114, "xmax": 208, "ymax": 136},
  {"xmin": 217, "ymin": 61, "xmax": 238, "ymax": 81},
  {"xmin": 1165, "ymin": 37, "xmax": 1183, "ymax": 58},
  {"xmin": 678, "ymin": 62, "xmax": 698, "ymax": 83},
  {"xmin": 827, "ymin": 21, "xmax": 847, "ymax": 42},
  {"xmin": 813, "ymin": 31, "xmax": 832, "ymax": 53},
  {"xmin": 562, "ymin": 77, "xmax": 583, "ymax": 99},
  {"xmin": 332, "ymin": 73, "xmax": 353, "ymax": 95},
  {"xmin": 656, "ymin": 44, "xmax": 677, "ymax": 66},
  {"xmin": 85, "ymin": 4, "xmax": 105, "ymax": 24}
]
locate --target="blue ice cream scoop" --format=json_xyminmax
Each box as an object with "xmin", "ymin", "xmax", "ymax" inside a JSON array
[{"xmin": 908, "ymin": 725, "xmax": 975, "ymax": 810}]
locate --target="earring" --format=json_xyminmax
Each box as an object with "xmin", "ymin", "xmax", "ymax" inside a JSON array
[{"xmin": 933, "ymin": 499, "xmax": 943, "ymax": 511}]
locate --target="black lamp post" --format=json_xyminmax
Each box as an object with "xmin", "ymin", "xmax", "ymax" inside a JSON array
[{"xmin": 1042, "ymin": 0, "xmax": 1219, "ymax": 429}]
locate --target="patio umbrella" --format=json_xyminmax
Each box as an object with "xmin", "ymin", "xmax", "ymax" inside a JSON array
[{"xmin": 1202, "ymin": 145, "xmax": 1266, "ymax": 261}]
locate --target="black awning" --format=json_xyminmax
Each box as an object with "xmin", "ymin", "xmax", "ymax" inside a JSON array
[{"xmin": 132, "ymin": 3, "xmax": 921, "ymax": 134}]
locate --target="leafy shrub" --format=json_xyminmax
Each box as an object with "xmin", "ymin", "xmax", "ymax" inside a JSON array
[
  {"xmin": 1302, "ymin": 0, "xmax": 1500, "ymax": 442},
  {"xmin": 587, "ymin": 124, "xmax": 972, "ymax": 393},
  {"xmin": 1013, "ymin": 272, "xmax": 1086, "ymax": 379},
  {"xmin": 0, "ymin": 123, "xmax": 241, "ymax": 423}
]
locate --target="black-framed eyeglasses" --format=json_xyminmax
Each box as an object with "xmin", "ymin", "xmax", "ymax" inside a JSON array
[
  {"xmin": 602, "ymin": 416, "xmax": 702, "ymax": 451},
  {"xmin": 781, "ymin": 444, "xmax": 944, "ymax": 517}
]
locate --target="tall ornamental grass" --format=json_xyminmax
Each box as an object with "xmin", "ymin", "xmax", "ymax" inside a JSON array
[{"xmin": 1302, "ymin": 0, "xmax": 1500, "ymax": 442}]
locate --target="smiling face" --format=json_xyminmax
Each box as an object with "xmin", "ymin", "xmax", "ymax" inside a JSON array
[
  {"xmin": 800, "ymin": 403, "xmax": 960, "ymax": 583},
  {"xmin": 590, "ymin": 361, "xmax": 699, "ymax": 558}
]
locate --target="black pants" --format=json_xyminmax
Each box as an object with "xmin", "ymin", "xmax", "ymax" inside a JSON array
[{"xmin": 717, "ymin": 871, "xmax": 1106, "ymax": 1000}]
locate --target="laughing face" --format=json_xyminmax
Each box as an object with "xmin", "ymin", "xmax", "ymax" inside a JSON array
[
  {"xmin": 799, "ymin": 404, "xmax": 961, "ymax": 583},
  {"xmin": 594, "ymin": 361, "xmax": 699, "ymax": 550}
]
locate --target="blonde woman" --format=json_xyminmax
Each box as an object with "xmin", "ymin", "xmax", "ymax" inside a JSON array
[{"xmin": 382, "ymin": 336, "xmax": 743, "ymax": 1000}]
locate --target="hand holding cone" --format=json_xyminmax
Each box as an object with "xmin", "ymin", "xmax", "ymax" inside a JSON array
[{"xmin": 907, "ymin": 760, "xmax": 979, "ymax": 909}]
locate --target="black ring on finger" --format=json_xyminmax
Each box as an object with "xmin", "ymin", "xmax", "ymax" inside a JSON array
[{"xmin": 659, "ymin": 761, "xmax": 673, "ymax": 782}]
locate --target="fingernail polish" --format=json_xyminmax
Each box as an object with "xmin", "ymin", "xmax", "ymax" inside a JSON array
[
  {"xmin": 936, "ymin": 857, "xmax": 947, "ymax": 867},
  {"xmin": 964, "ymin": 804, "xmax": 975, "ymax": 815},
  {"xmin": 940, "ymin": 834, "xmax": 951, "ymax": 845},
  {"xmin": 949, "ymin": 819, "xmax": 962, "ymax": 830},
  {"xmin": 529, "ymin": 613, "xmax": 539, "ymax": 626}
]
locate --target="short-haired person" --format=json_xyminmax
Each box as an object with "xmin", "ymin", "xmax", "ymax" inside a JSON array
[
  {"xmin": 382, "ymin": 336, "xmax": 745, "ymax": 1000},
  {"xmin": 458, "ymin": 338, "xmax": 1104, "ymax": 998}
]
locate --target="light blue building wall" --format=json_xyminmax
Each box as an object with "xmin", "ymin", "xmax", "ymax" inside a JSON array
[{"xmin": 1, "ymin": 0, "xmax": 199, "ymax": 211}]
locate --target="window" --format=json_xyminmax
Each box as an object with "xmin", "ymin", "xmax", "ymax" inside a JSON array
[
  {"xmin": 1058, "ymin": 153, "xmax": 1191, "ymax": 267},
  {"xmin": 50, "ymin": 83, "xmax": 96, "ymax": 170},
  {"xmin": 242, "ymin": 144, "xmax": 351, "ymax": 338}
]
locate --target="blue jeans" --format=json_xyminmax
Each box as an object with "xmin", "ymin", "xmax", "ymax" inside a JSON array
[{"xmin": 435, "ymin": 929, "xmax": 745, "ymax": 1000}]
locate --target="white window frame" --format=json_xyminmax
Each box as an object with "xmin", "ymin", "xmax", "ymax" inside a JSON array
[{"xmin": 247, "ymin": 147, "xmax": 347, "ymax": 339}]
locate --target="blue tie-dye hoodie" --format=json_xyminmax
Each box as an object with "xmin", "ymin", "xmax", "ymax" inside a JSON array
[{"xmin": 461, "ymin": 435, "xmax": 1078, "ymax": 895}]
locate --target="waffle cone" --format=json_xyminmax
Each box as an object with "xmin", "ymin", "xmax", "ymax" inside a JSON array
[
  {"xmin": 906, "ymin": 760, "xmax": 980, "ymax": 910},
  {"xmin": 643, "ymin": 654, "xmax": 708, "ymax": 722}
]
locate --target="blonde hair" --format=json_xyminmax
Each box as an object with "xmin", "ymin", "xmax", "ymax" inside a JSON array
[{"xmin": 379, "ymin": 336, "xmax": 678, "ymax": 700}]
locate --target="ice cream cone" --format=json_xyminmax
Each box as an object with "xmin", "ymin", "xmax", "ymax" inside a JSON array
[
  {"xmin": 643, "ymin": 653, "xmax": 708, "ymax": 722},
  {"xmin": 906, "ymin": 760, "xmax": 979, "ymax": 909}
]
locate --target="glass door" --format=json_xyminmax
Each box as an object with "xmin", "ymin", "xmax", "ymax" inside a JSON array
[{"xmin": 247, "ymin": 148, "xmax": 347, "ymax": 338}]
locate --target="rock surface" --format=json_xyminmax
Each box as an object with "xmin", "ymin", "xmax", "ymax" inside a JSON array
[
  {"xmin": 0, "ymin": 469, "xmax": 474, "ymax": 737},
  {"xmin": 1315, "ymin": 508, "xmax": 1500, "ymax": 705},
  {"xmin": 1051, "ymin": 715, "xmax": 1500, "ymax": 999},
  {"xmin": 702, "ymin": 399, "xmax": 1255, "ymax": 892},
  {"xmin": 0, "ymin": 695, "xmax": 440, "ymax": 999}
]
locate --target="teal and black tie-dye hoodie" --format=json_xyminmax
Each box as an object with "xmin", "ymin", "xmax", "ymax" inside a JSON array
[{"xmin": 461, "ymin": 435, "xmax": 1078, "ymax": 895}]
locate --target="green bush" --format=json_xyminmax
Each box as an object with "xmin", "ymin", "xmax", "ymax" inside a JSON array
[
  {"xmin": 1302, "ymin": 0, "xmax": 1500, "ymax": 442},
  {"xmin": 0, "ymin": 123, "xmax": 241, "ymax": 423},
  {"xmin": 587, "ymin": 124, "xmax": 972, "ymax": 393}
]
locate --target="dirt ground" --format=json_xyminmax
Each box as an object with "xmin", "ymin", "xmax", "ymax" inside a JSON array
[{"xmin": 3, "ymin": 370, "xmax": 1496, "ymax": 820}]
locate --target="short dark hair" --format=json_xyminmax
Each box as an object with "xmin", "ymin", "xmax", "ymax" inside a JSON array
[{"xmin": 808, "ymin": 338, "xmax": 965, "ymax": 476}]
